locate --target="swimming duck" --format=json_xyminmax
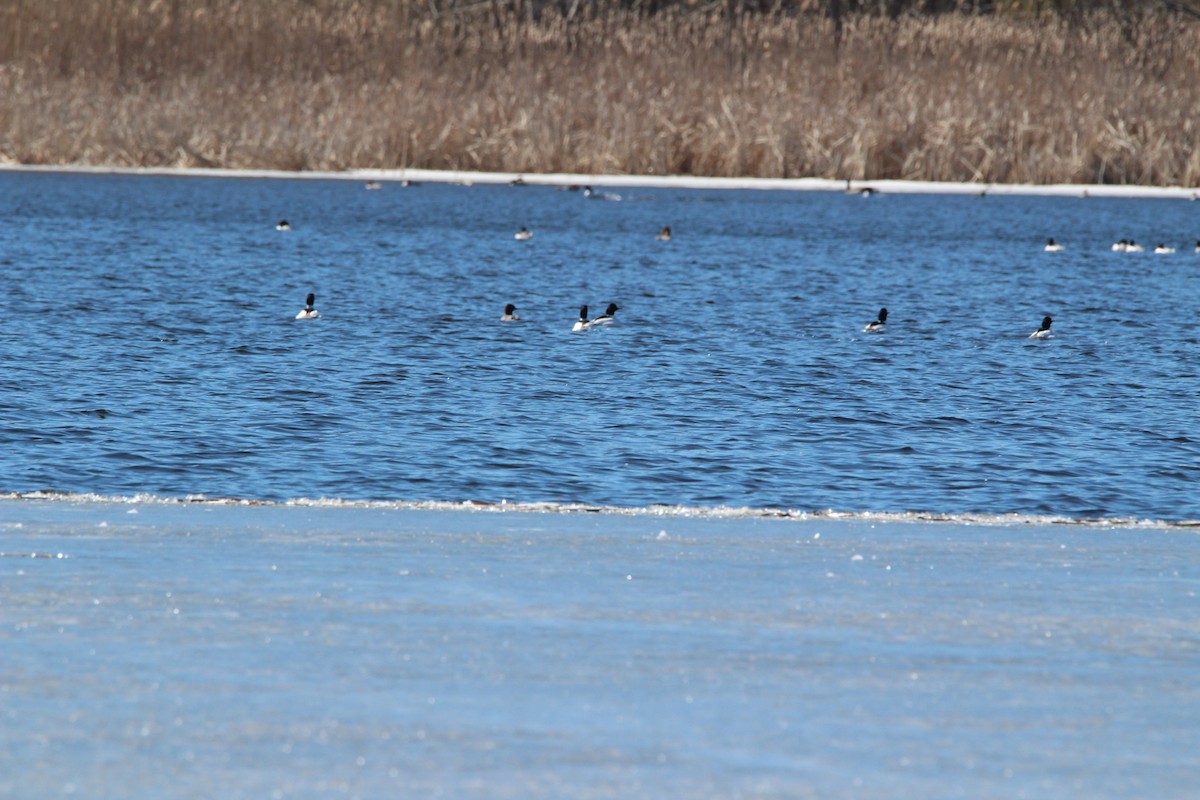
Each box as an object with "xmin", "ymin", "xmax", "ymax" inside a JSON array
[
  {"xmin": 582, "ymin": 186, "xmax": 622, "ymax": 201},
  {"xmin": 590, "ymin": 303, "xmax": 619, "ymax": 326},
  {"xmin": 365, "ymin": 181, "xmax": 382, "ymax": 190},
  {"xmin": 515, "ymin": 226, "xmax": 533, "ymax": 241},
  {"xmin": 1154, "ymin": 243, "xmax": 1175, "ymax": 254},
  {"xmin": 296, "ymin": 293, "xmax": 319, "ymax": 320},
  {"xmin": 1111, "ymin": 239, "xmax": 1128, "ymax": 252},
  {"xmin": 656, "ymin": 226, "xmax": 672, "ymax": 241},
  {"xmin": 276, "ymin": 220, "xmax": 292, "ymax": 231},
  {"xmin": 1044, "ymin": 238, "xmax": 1065, "ymax": 252},
  {"xmin": 1126, "ymin": 241, "xmax": 1145, "ymax": 252},
  {"xmin": 1028, "ymin": 315, "xmax": 1053, "ymax": 339},
  {"xmin": 501, "ymin": 303, "xmax": 520, "ymax": 322},
  {"xmin": 572, "ymin": 305, "xmax": 590, "ymax": 332},
  {"xmin": 863, "ymin": 307, "xmax": 888, "ymax": 332}
]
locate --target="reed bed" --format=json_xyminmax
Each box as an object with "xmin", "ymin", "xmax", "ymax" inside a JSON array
[{"xmin": 2, "ymin": 1, "xmax": 1198, "ymax": 184}]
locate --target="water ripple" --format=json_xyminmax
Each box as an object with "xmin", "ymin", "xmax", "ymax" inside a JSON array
[{"xmin": 1, "ymin": 174, "xmax": 1198, "ymax": 519}]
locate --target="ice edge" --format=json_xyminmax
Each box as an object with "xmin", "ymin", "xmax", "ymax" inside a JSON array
[{"xmin": 3, "ymin": 490, "xmax": 1196, "ymax": 530}]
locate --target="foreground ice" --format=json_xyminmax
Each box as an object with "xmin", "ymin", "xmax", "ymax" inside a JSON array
[{"xmin": 1, "ymin": 499, "xmax": 1196, "ymax": 799}]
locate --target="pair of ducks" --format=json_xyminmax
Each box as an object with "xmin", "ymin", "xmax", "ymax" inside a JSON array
[
  {"xmin": 574, "ymin": 304, "xmax": 619, "ymax": 330},
  {"xmin": 516, "ymin": 226, "xmax": 672, "ymax": 241},
  {"xmin": 863, "ymin": 307, "xmax": 1053, "ymax": 339},
  {"xmin": 1110, "ymin": 239, "xmax": 1179, "ymax": 254},
  {"xmin": 502, "ymin": 303, "xmax": 619, "ymax": 329}
]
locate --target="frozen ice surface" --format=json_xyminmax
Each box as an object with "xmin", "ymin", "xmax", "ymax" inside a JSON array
[{"xmin": 1, "ymin": 499, "xmax": 1197, "ymax": 799}]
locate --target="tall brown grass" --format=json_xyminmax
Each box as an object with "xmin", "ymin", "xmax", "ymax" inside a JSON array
[{"xmin": 2, "ymin": 1, "xmax": 1198, "ymax": 184}]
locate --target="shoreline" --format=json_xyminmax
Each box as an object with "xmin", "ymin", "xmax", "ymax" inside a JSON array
[
  {"xmin": 3, "ymin": 491, "xmax": 1196, "ymax": 531},
  {"xmin": 3, "ymin": 163, "xmax": 1199, "ymax": 200}
]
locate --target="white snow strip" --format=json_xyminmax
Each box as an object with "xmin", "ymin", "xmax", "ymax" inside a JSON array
[{"xmin": 2, "ymin": 163, "xmax": 1198, "ymax": 199}]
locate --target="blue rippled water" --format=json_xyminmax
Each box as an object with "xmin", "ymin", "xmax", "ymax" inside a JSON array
[{"xmin": 1, "ymin": 171, "xmax": 1197, "ymax": 519}]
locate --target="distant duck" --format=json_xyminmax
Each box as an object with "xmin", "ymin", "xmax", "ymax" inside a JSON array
[
  {"xmin": 1126, "ymin": 240, "xmax": 1145, "ymax": 252},
  {"xmin": 1044, "ymin": 238, "xmax": 1065, "ymax": 252},
  {"xmin": 863, "ymin": 307, "xmax": 888, "ymax": 332},
  {"xmin": 515, "ymin": 226, "xmax": 533, "ymax": 241},
  {"xmin": 1154, "ymin": 243, "xmax": 1175, "ymax": 254},
  {"xmin": 296, "ymin": 293, "xmax": 319, "ymax": 320},
  {"xmin": 501, "ymin": 303, "xmax": 520, "ymax": 322},
  {"xmin": 1111, "ymin": 239, "xmax": 1128, "ymax": 252},
  {"xmin": 656, "ymin": 226, "xmax": 672, "ymax": 241},
  {"xmin": 276, "ymin": 220, "xmax": 292, "ymax": 231},
  {"xmin": 582, "ymin": 186, "xmax": 622, "ymax": 201},
  {"xmin": 590, "ymin": 303, "xmax": 619, "ymax": 326},
  {"xmin": 572, "ymin": 305, "xmax": 590, "ymax": 332},
  {"xmin": 1195, "ymin": 239, "xmax": 1200, "ymax": 253},
  {"xmin": 1029, "ymin": 315, "xmax": 1053, "ymax": 339},
  {"xmin": 365, "ymin": 181, "xmax": 382, "ymax": 190}
]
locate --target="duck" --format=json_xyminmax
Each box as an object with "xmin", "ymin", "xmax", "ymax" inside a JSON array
[
  {"xmin": 501, "ymin": 303, "xmax": 520, "ymax": 322},
  {"xmin": 572, "ymin": 305, "xmax": 590, "ymax": 332},
  {"xmin": 1044, "ymin": 238, "xmax": 1065, "ymax": 252},
  {"xmin": 863, "ymin": 307, "xmax": 888, "ymax": 332},
  {"xmin": 1194, "ymin": 239, "xmax": 1200, "ymax": 253},
  {"xmin": 276, "ymin": 220, "xmax": 292, "ymax": 231},
  {"xmin": 514, "ymin": 226, "xmax": 533, "ymax": 241},
  {"xmin": 656, "ymin": 226, "xmax": 672, "ymax": 241},
  {"xmin": 1126, "ymin": 240, "xmax": 1145, "ymax": 253},
  {"xmin": 1154, "ymin": 243, "xmax": 1175, "ymax": 254},
  {"xmin": 365, "ymin": 180, "xmax": 382, "ymax": 190},
  {"xmin": 1028, "ymin": 315, "xmax": 1053, "ymax": 339},
  {"xmin": 590, "ymin": 303, "xmax": 619, "ymax": 326},
  {"xmin": 296, "ymin": 293, "xmax": 319, "ymax": 320},
  {"xmin": 582, "ymin": 186, "xmax": 622, "ymax": 201},
  {"xmin": 1111, "ymin": 239, "xmax": 1128, "ymax": 252}
]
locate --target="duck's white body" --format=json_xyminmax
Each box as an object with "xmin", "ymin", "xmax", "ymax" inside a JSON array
[
  {"xmin": 515, "ymin": 227, "xmax": 533, "ymax": 241},
  {"xmin": 296, "ymin": 293, "xmax": 318, "ymax": 320},
  {"xmin": 572, "ymin": 305, "xmax": 590, "ymax": 331},
  {"xmin": 1154, "ymin": 244, "xmax": 1175, "ymax": 254},
  {"xmin": 1044, "ymin": 239, "xmax": 1065, "ymax": 252},
  {"xmin": 1029, "ymin": 316, "xmax": 1053, "ymax": 339},
  {"xmin": 590, "ymin": 303, "xmax": 619, "ymax": 326}
]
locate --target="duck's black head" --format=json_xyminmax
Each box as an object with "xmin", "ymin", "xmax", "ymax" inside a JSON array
[
  {"xmin": 877, "ymin": 308, "xmax": 888, "ymax": 323},
  {"xmin": 305, "ymin": 293, "xmax": 315, "ymax": 307},
  {"xmin": 604, "ymin": 303, "xmax": 619, "ymax": 316},
  {"xmin": 1041, "ymin": 315, "xmax": 1053, "ymax": 330},
  {"xmin": 505, "ymin": 303, "xmax": 516, "ymax": 315},
  {"xmin": 579, "ymin": 305, "xmax": 588, "ymax": 319}
]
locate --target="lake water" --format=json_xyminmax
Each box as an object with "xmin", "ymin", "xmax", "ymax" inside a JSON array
[
  {"xmin": 2, "ymin": 170, "xmax": 1198, "ymax": 521},
  {"xmin": 2, "ymin": 170, "xmax": 1198, "ymax": 797}
]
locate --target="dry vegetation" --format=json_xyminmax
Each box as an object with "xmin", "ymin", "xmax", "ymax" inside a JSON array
[{"xmin": 2, "ymin": 0, "xmax": 1198, "ymax": 184}]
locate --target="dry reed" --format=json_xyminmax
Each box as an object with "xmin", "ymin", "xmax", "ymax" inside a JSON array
[{"xmin": 2, "ymin": 1, "xmax": 1198, "ymax": 185}]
